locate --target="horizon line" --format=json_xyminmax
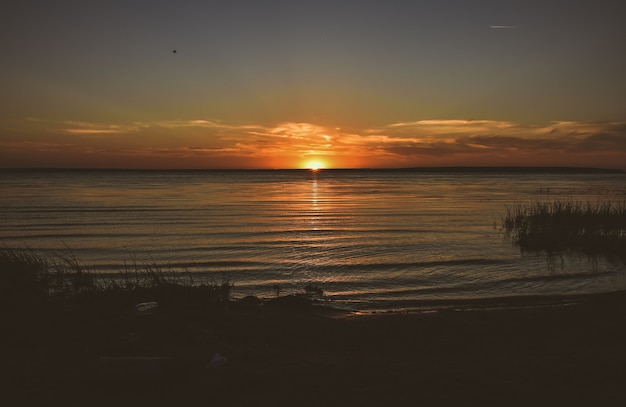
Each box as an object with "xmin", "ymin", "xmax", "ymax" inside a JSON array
[{"xmin": 1, "ymin": 166, "xmax": 623, "ymax": 174}]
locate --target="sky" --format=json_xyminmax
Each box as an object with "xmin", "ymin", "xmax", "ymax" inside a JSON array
[{"xmin": 1, "ymin": 0, "xmax": 625, "ymax": 170}]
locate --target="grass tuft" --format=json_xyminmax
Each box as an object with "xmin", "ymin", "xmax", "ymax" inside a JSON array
[
  {"xmin": 503, "ymin": 199, "xmax": 626, "ymax": 261},
  {"xmin": 0, "ymin": 246, "xmax": 234, "ymax": 311}
]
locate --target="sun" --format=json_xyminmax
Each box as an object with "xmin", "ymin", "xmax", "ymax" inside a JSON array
[{"xmin": 303, "ymin": 159, "xmax": 326, "ymax": 171}]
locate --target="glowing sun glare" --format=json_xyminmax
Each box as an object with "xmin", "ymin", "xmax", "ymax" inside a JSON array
[{"xmin": 304, "ymin": 160, "xmax": 326, "ymax": 171}]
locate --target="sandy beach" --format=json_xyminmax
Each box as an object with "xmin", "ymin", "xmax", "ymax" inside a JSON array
[{"xmin": 2, "ymin": 290, "xmax": 626, "ymax": 406}]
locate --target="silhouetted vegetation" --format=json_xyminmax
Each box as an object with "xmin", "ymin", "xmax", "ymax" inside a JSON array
[
  {"xmin": 0, "ymin": 246, "xmax": 233, "ymax": 312},
  {"xmin": 503, "ymin": 199, "xmax": 626, "ymax": 261},
  {"xmin": 3, "ymin": 246, "xmax": 626, "ymax": 405}
]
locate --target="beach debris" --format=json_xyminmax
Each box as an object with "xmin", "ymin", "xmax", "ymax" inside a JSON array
[
  {"xmin": 238, "ymin": 295, "xmax": 263, "ymax": 309},
  {"xmin": 134, "ymin": 301, "xmax": 158, "ymax": 316},
  {"xmin": 208, "ymin": 353, "xmax": 228, "ymax": 368},
  {"xmin": 264, "ymin": 294, "xmax": 312, "ymax": 309},
  {"xmin": 271, "ymin": 284, "xmax": 282, "ymax": 297},
  {"xmin": 304, "ymin": 284, "xmax": 324, "ymax": 298}
]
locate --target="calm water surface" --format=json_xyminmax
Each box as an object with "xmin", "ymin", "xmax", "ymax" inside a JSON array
[{"xmin": 1, "ymin": 169, "xmax": 625, "ymax": 311}]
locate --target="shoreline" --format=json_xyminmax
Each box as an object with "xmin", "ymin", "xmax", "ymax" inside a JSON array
[
  {"xmin": 3, "ymin": 289, "xmax": 626, "ymax": 406},
  {"xmin": 249, "ymin": 288, "xmax": 626, "ymax": 319},
  {"xmin": 339, "ymin": 289, "xmax": 626, "ymax": 315}
]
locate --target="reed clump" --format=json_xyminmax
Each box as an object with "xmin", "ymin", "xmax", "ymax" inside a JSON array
[
  {"xmin": 503, "ymin": 199, "xmax": 626, "ymax": 260},
  {"xmin": 0, "ymin": 246, "xmax": 233, "ymax": 311}
]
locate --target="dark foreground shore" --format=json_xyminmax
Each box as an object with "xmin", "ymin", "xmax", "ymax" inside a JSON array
[{"xmin": 2, "ymin": 291, "xmax": 626, "ymax": 407}]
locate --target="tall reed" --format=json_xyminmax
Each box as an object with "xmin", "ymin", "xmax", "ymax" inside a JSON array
[
  {"xmin": 503, "ymin": 199, "xmax": 626, "ymax": 260},
  {"xmin": 0, "ymin": 246, "xmax": 233, "ymax": 309}
]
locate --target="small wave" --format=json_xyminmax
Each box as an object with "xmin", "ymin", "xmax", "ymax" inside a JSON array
[
  {"xmin": 276, "ymin": 258, "xmax": 510, "ymax": 273},
  {"xmin": 497, "ymin": 270, "xmax": 615, "ymax": 285},
  {"xmin": 326, "ymin": 269, "xmax": 617, "ymax": 304}
]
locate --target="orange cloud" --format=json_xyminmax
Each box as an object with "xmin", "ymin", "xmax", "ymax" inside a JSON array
[{"xmin": 1, "ymin": 118, "xmax": 625, "ymax": 170}]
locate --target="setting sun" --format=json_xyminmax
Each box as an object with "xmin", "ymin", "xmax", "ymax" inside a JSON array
[{"xmin": 303, "ymin": 160, "xmax": 326, "ymax": 171}]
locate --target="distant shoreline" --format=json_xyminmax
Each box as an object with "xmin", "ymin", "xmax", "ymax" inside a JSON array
[{"xmin": 1, "ymin": 166, "xmax": 623, "ymax": 174}]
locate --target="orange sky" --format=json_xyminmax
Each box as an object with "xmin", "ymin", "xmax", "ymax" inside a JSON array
[
  {"xmin": 1, "ymin": 2, "xmax": 625, "ymax": 170},
  {"xmin": 1, "ymin": 118, "xmax": 625, "ymax": 170}
]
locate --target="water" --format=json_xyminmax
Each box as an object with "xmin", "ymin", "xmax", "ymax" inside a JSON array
[{"xmin": 1, "ymin": 169, "xmax": 625, "ymax": 311}]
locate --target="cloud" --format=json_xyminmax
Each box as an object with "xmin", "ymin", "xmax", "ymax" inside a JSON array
[
  {"xmin": 387, "ymin": 120, "xmax": 624, "ymax": 146},
  {"xmin": 61, "ymin": 121, "xmax": 139, "ymax": 135},
  {"xmin": 3, "ymin": 118, "xmax": 625, "ymax": 169}
]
